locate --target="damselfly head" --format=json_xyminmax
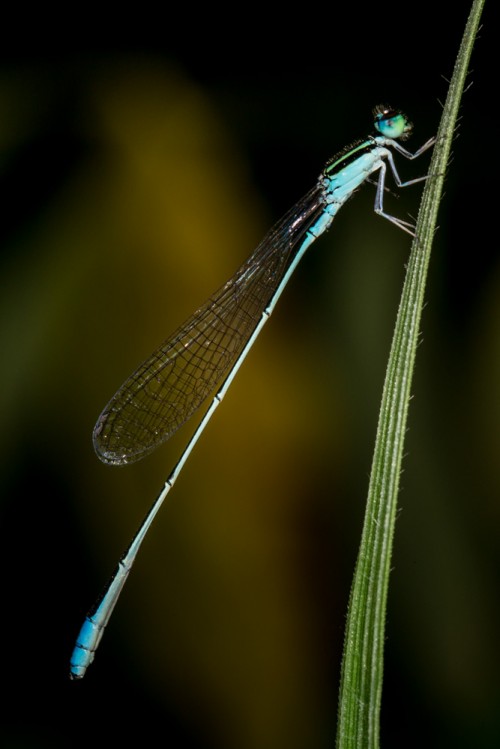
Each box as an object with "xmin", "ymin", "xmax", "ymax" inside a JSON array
[{"xmin": 373, "ymin": 104, "xmax": 413, "ymax": 141}]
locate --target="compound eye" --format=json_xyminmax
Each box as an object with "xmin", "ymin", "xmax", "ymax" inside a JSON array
[{"xmin": 373, "ymin": 106, "xmax": 412, "ymax": 140}]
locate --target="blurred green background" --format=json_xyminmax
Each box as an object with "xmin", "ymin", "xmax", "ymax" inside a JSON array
[{"xmin": 1, "ymin": 3, "xmax": 499, "ymax": 747}]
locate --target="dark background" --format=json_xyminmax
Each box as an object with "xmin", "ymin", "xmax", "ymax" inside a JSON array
[{"xmin": 1, "ymin": 3, "xmax": 498, "ymax": 747}]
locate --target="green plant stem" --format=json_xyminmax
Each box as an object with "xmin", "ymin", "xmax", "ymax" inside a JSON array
[{"xmin": 335, "ymin": 2, "xmax": 487, "ymax": 747}]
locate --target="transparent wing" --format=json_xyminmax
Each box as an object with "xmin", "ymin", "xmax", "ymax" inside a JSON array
[{"xmin": 94, "ymin": 185, "xmax": 325, "ymax": 464}]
